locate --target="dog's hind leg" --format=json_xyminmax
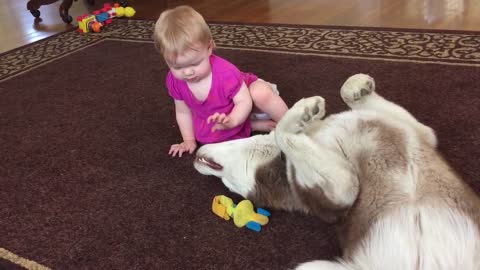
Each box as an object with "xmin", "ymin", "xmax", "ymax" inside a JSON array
[
  {"xmin": 340, "ymin": 73, "xmax": 437, "ymax": 147},
  {"xmin": 275, "ymin": 96, "xmax": 359, "ymax": 222},
  {"xmin": 295, "ymin": 260, "xmax": 351, "ymax": 270},
  {"xmin": 295, "ymin": 260, "xmax": 352, "ymax": 270}
]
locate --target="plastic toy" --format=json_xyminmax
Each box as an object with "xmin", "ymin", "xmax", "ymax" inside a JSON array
[
  {"xmin": 212, "ymin": 195, "xmax": 271, "ymax": 232},
  {"xmin": 77, "ymin": 2, "xmax": 136, "ymax": 33}
]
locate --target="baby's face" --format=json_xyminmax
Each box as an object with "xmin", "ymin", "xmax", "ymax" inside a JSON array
[{"xmin": 166, "ymin": 43, "xmax": 212, "ymax": 83}]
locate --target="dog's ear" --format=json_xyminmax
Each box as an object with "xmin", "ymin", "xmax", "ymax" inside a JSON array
[
  {"xmin": 280, "ymin": 151, "xmax": 287, "ymax": 163},
  {"xmin": 292, "ymin": 182, "xmax": 351, "ymax": 224},
  {"xmin": 249, "ymin": 153, "xmax": 293, "ymax": 210}
]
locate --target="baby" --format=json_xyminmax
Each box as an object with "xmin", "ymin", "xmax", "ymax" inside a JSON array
[{"xmin": 153, "ymin": 5, "xmax": 288, "ymax": 157}]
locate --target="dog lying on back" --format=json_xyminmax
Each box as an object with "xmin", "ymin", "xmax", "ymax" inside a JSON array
[{"xmin": 194, "ymin": 74, "xmax": 480, "ymax": 270}]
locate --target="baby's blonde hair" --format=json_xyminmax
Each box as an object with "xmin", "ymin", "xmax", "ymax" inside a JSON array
[{"xmin": 153, "ymin": 5, "xmax": 214, "ymax": 63}]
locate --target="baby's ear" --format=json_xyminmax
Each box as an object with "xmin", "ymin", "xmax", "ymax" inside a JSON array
[
  {"xmin": 208, "ymin": 39, "xmax": 216, "ymax": 53},
  {"xmin": 153, "ymin": 42, "xmax": 160, "ymax": 51},
  {"xmin": 152, "ymin": 35, "xmax": 160, "ymax": 51}
]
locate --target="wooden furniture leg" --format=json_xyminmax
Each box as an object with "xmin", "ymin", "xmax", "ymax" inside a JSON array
[
  {"xmin": 26, "ymin": 0, "xmax": 94, "ymax": 24},
  {"xmin": 59, "ymin": 0, "xmax": 75, "ymax": 23}
]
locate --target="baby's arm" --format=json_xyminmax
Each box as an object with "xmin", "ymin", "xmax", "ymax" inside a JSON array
[
  {"xmin": 169, "ymin": 100, "xmax": 197, "ymax": 157},
  {"xmin": 208, "ymin": 82, "xmax": 252, "ymax": 131}
]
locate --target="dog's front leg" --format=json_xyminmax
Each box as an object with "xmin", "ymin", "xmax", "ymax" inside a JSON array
[{"xmin": 275, "ymin": 97, "xmax": 359, "ymax": 222}]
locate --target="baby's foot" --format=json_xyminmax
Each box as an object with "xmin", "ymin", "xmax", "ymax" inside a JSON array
[{"xmin": 251, "ymin": 119, "xmax": 276, "ymax": 132}]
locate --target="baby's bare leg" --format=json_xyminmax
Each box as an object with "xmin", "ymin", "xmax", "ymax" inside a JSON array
[
  {"xmin": 249, "ymin": 80, "xmax": 288, "ymax": 132},
  {"xmin": 250, "ymin": 119, "xmax": 277, "ymax": 132}
]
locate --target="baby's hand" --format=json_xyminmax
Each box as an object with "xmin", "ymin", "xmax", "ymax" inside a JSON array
[
  {"xmin": 207, "ymin": 112, "xmax": 236, "ymax": 132},
  {"xmin": 169, "ymin": 140, "xmax": 197, "ymax": 157}
]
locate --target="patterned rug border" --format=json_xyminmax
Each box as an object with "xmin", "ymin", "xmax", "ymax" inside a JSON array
[
  {"xmin": 1, "ymin": 19, "xmax": 480, "ymax": 82},
  {"xmin": 207, "ymin": 20, "xmax": 480, "ymax": 35},
  {"xmin": 0, "ymin": 27, "xmax": 77, "ymax": 57},
  {"xmin": 0, "ymin": 248, "xmax": 51, "ymax": 270}
]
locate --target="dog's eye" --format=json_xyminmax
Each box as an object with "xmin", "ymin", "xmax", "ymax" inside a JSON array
[{"xmin": 280, "ymin": 151, "xmax": 286, "ymax": 163}]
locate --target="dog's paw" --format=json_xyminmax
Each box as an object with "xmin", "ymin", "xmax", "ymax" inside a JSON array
[
  {"xmin": 340, "ymin": 74, "xmax": 375, "ymax": 106},
  {"xmin": 277, "ymin": 96, "xmax": 325, "ymax": 134}
]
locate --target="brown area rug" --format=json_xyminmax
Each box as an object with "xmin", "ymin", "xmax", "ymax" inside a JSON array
[{"xmin": 1, "ymin": 20, "xmax": 479, "ymax": 270}]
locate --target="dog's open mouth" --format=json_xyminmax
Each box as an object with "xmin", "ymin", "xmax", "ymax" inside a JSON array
[{"xmin": 195, "ymin": 156, "xmax": 223, "ymax": 170}]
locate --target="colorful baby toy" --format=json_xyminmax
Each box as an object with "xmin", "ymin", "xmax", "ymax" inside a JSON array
[
  {"xmin": 76, "ymin": 2, "xmax": 136, "ymax": 33},
  {"xmin": 212, "ymin": 195, "xmax": 271, "ymax": 232}
]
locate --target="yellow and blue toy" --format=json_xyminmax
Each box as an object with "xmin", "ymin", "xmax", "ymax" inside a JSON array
[{"xmin": 212, "ymin": 195, "xmax": 271, "ymax": 232}]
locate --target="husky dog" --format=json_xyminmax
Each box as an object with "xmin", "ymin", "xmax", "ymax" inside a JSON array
[{"xmin": 194, "ymin": 74, "xmax": 480, "ymax": 270}]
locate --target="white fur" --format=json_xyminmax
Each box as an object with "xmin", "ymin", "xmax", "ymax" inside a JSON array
[
  {"xmin": 194, "ymin": 74, "xmax": 480, "ymax": 270},
  {"xmin": 297, "ymin": 207, "xmax": 480, "ymax": 270}
]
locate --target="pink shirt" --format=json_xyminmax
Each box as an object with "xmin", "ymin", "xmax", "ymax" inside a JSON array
[{"xmin": 166, "ymin": 54, "xmax": 258, "ymax": 144}]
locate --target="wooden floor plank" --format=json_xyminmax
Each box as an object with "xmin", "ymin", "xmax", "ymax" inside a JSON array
[{"xmin": 1, "ymin": 0, "xmax": 479, "ymax": 53}]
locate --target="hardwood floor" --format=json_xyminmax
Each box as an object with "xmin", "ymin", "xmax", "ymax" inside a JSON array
[{"xmin": 1, "ymin": 0, "xmax": 480, "ymax": 53}]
